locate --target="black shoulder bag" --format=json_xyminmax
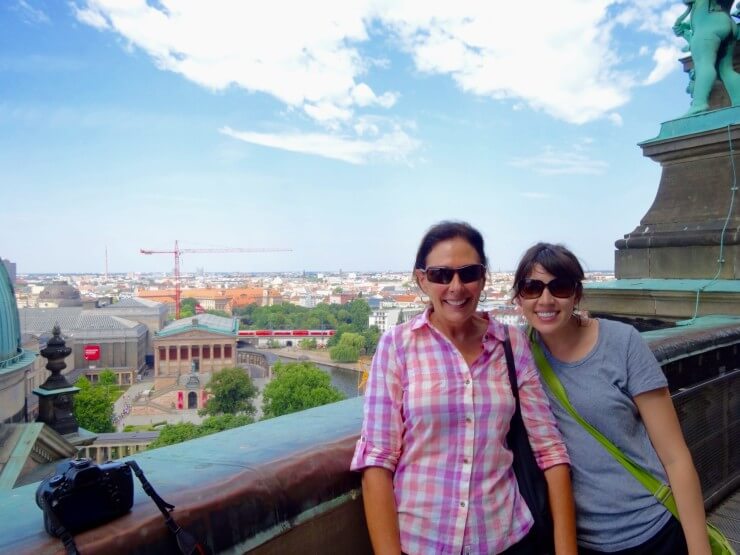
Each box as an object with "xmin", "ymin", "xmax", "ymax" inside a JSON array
[{"xmin": 503, "ymin": 326, "xmax": 554, "ymax": 555}]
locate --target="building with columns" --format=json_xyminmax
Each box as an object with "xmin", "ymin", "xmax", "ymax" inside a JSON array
[{"xmin": 146, "ymin": 314, "xmax": 238, "ymax": 413}]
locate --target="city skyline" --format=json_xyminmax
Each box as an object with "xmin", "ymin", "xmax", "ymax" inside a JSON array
[{"xmin": 3, "ymin": 1, "xmax": 694, "ymax": 274}]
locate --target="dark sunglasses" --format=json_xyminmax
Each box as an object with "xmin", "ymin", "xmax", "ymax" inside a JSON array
[
  {"xmin": 517, "ymin": 277, "xmax": 578, "ymax": 299},
  {"xmin": 423, "ymin": 264, "xmax": 486, "ymax": 284}
]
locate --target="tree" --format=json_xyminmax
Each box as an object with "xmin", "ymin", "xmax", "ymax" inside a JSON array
[
  {"xmin": 362, "ymin": 326, "xmax": 381, "ymax": 356},
  {"xmin": 261, "ymin": 361, "xmax": 345, "ymax": 418},
  {"xmin": 147, "ymin": 422, "xmax": 201, "ymax": 448},
  {"xmin": 199, "ymin": 367, "xmax": 258, "ymax": 417},
  {"xmin": 330, "ymin": 332, "xmax": 365, "ymax": 362},
  {"xmin": 198, "ymin": 413, "xmax": 252, "ymax": 434},
  {"xmin": 329, "ymin": 344, "xmax": 359, "ymax": 362},
  {"xmin": 73, "ymin": 376, "xmax": 115, "ymax": 433},
  {"xmin": 298, "ymin": 338, "xmax": 317, "ymax": 350},
  {"xmin": 147, "ymin": 414, "xmax": 253, "ymax": 450},
  {"xmin": 98, "ymin": 369, "xmax": 117, "ymax": 387},
  {"xmin": 347, "ymin": 299, "xmax": 371, "ymax": 329},
  {"xmin": 206, "ymin": 309, "xmax": 230, "ymax": 318},
  {"xmin": 338, "ymin": 332, "xmax": 365, "ymax": 350},
  {"xmin": 180, "ymin": 298, "xmax": 197, "ymax": 319},
  {"xmin": 149, "ymin": 414, "xmax": 254, "ymax": 449}
]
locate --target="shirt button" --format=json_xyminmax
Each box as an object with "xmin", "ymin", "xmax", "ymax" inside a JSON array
[
  {"xmin": 460, "ymin": 501, "xmax": 466, "ymax": 508},
  {"xmin": 466, "ymin": 417, "xmax": 472, "ymax": 424},
  {"xmin": 465, "ymin": 379, "xmax": 471, "ymax": 385},
  {"xmin": 463, "ymin": 458, "xmax": 470, "ymax": 464}
]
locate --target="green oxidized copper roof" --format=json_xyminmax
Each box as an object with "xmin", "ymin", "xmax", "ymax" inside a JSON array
[
  {"xmin": 155, "ymin": 313, "xmax": 238, "ymax": 338},
  {"xmin": 641, "ymin": 105, "xmax": 740, "ymax": 144},
  {"xmin": 585, "ymin": 278, "xmax": 740, "ymax": 293},
  {"xmin": 0, "ymin": 262, "xmax": 35, "ymax": 374}
]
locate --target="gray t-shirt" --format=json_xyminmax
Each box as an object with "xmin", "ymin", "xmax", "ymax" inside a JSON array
[{"xmin": 535, "ymin": 318, "xmax": 671, "ymax": 552}]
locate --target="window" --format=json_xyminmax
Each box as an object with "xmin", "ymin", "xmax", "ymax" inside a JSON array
[
  {"xmin": 169, "ymin": 346, "xmax": 178, "ymax": 360},
  {"xmin": 203, "ymin": 345, "xmax": 211, "ymax": 359},
  {"xmin": 224, "ymin": 345, "xmax": 232, "ymax": 358},
  {"xmin": 180, "ymin": 346, "xmax": 189, "ymax": 360},
  {"xmin": 159, "ymin": 347, "xmax": 167, "ymax": 361},
  {"xmin": 214, "ymin": 345, "xmax": 222, "ymax": 359},
  {"xmin": 192, "ymin": 345, "xmax": 200, "ymax": 358}
]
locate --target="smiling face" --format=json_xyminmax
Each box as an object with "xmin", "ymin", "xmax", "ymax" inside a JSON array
[
  {"xmin": 416, "ymin": 236, "xmax": 485, "ymax": 332},
  {"xmin": 518, "ymin": 263, "xmax": 579, "ymax": 337}
]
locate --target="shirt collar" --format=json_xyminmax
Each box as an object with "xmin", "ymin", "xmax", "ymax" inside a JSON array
[{"xmin": 411, "ymin": 306, "xmax": 509, "ymax": 343}]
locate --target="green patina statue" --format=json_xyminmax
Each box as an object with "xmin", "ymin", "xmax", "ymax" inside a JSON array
[{"xmin": 673, "ymin": 0, "xmax": 740, "ymax": 114}]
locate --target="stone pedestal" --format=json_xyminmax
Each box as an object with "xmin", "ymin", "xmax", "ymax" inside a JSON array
[
  {"xmin": 615, "ymin": 110, "xmax": 740, "ymax": 280},
  {"xmin": 34, "ymin": 325, "xmax": 80, "ymax": 435},
  {"xmin": 584, "ymin": 49, "xmax": 740, "ymax": 321}
]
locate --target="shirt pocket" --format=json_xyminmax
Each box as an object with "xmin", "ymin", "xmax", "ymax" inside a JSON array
[{"xmin": 404, "ymin": 364, "xmax": 455, "ymax": 422}]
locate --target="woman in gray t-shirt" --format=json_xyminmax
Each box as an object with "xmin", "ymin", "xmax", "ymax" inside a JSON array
[{"xmin": 511, "ymin": 243, "xmax": 710, "ymax": 555}]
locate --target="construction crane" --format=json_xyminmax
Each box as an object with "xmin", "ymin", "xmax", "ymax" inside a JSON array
[{"xmin": 140, "ymin": 240, "xmax": 292, "ymax": 319}]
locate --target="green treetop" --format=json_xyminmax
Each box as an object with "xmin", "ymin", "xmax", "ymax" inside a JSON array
[
  {"xmin": 73, "ymin": 376, "xmax": 115, "ymax": 433},
  {"xmin": 261, "ymin": 361, "xmax": 345, "ymax": 418},
  {"xmin": 200, "ymin": 367, "xmax": 258, "ymax": 417}
]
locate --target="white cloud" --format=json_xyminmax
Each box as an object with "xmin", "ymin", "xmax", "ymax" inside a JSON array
[
  {"xmin": 607, "ymin": 113, "xmax": 624, "ymax": 126},
  {"xmin": 13, "ymin": 0, "xmax": 49, "ymax": 24},
  {"xmin": 520, "ymin": 192, "xmax": 552, "ymax": 200},
  {"xmin": 643, "ymin": 43, "xmax": 682, "ymax": 85},
  {"xmin": 73, "ymin": 6, "xmax": 109, "ymax": 30},
  {"xmin": 219, "ymin": 125, "xmax": 419, "ymax": 165},
  {"xmin": 73, "ymin": 0, "xmax": 392, "ymax": 127},
  {"xmin": 510, "ymin": 145, "xmax": 608, "ymax": 175},
  {"xmin": 73, "ymin": 0, "xmax": 682, "ymax": 160},
  {"xmin": 378, "ymin": 1, "xmax": 639, "ymax": 124}
]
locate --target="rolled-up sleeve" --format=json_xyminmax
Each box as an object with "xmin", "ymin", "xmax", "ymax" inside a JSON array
[
  {"xmin": 510, "ymin": 327, "xmax": 570, "ymax": 470},
  {"xmin": 350, "ymin": 328, "xmax": 404, "ymax": 472}
]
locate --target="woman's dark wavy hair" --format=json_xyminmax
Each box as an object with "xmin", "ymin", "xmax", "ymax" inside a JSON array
[
  {"xmin": 512, "ymin": 242, "xmax": 585, "ymax": 301},
  {"xmin": 413, "ymin": 221, "xmax": 488, "ymax": 282}
]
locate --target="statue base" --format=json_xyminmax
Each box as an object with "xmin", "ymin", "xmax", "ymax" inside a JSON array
[
  {"xmin": 582, "ymin": 279, "xmax": 740, "ymax": 322},
  {"xmin": 615, "ymin": 107, "xmax": 740, "ymax": 280},
  {"xmin": 34, "ymin": 386, "xmax": 81, "ymax": 436}
]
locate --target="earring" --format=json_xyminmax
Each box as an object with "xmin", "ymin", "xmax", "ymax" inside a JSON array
[
  {"xmin": 419, "ymin": 291, "xmax": 429, "ymax": 303},
  {"xmin": 573, "ymin": 306, "xmax": 588, "ymax": 325},
  {"xmin": 479, "ymin": 291, "xmax": 488, "ymax": 303}
]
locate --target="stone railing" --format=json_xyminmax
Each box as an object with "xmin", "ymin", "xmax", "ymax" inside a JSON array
[{"xmin": 1, "ymin": 320, "xmax": 738, "ymax": 554}]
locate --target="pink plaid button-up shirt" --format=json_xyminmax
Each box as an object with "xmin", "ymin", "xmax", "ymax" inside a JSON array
[{"xmin": 351, "ymin": 309, "xmax": 569, "ymax": 555}]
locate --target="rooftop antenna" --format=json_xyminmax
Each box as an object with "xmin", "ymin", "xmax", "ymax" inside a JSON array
[{"xmin": 105, "ymin": 245, "xmax": 109, "ymax": 281}]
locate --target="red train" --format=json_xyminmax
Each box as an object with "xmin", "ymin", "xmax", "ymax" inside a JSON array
[{"xmin": 237, "ymin": 329, "xmax": 336, "ymax": 337}]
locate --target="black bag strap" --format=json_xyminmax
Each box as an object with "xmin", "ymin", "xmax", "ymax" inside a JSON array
[{"xmin": 502, "ymin": 326, "xmax": 520, "ymax": 405}]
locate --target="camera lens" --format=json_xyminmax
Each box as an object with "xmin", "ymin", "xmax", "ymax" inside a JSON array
[{"xmin": 49, "ymin": 475, "xmax": 64, "ymax": 487}]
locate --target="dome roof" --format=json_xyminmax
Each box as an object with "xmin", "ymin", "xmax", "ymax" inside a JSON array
[
  {"xmin": 38, "ymin": 281, "xmax": 82, "ymax": 306},
  {"xmin": 0, "ymin": 261, "xmax": 22, "ymax": 363}
]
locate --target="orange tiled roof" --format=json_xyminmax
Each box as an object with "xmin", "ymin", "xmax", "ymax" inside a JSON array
[
  {"xmin": 136, "ymin": 287, "xmax": 278, "ymax": 307},
  {"xmin": 392, "ymin": 294, "xmax": 417, "ymax": 303}
]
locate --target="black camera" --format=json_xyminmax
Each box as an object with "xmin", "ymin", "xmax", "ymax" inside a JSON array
[{"xmin": 36, "ymin": 457, "xmax": 134, "ymax": 536}]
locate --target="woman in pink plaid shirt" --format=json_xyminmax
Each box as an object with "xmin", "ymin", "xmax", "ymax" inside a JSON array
[{"xmin": 351, "ymin": 222, "xmax": 577, "ymax": 555}]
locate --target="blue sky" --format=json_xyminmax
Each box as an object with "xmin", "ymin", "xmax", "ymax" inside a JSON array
[{"xmin": 1, "ymin": 1, "xmax": 696, "ymax": 274}]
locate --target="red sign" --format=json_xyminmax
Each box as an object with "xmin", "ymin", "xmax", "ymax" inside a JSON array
[{"xmin": 83, "ymin": 345, "xmax": 100, "ymax": 361}]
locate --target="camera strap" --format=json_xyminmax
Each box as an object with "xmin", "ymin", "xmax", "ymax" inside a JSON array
[
  {"xmin": 45, "ymin": 460, "xmax": 206, "ymax": 555},
  {"xmin": 125, "ymin": 461, "xmax": 206, "ymax": 555},
  {"xmin": 43, "ymin": 503, "xmax": 80, "ymax": 555}
]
